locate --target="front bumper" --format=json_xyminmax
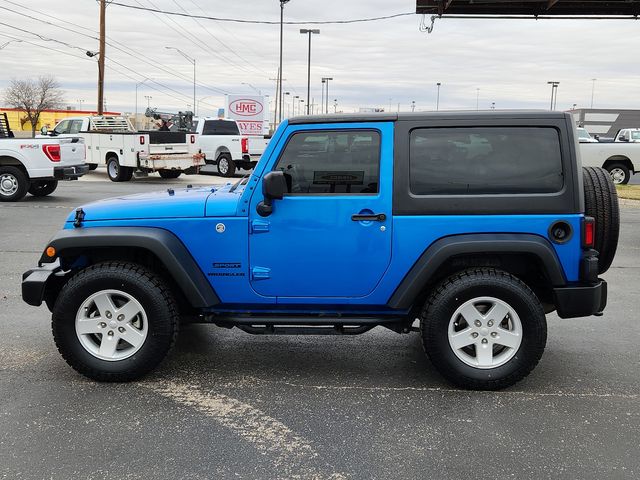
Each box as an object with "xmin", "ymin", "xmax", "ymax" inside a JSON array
[
  {"xmin": 553, "ymin": 279, "xmax": 607, "ymax": 319},
  {"xmin": 54, "ymin": 164, "xmax": 89, "ymax": 180},
  {"xmin": 22, "ymin": 261, "xmax": 63, "ymax": 307}
]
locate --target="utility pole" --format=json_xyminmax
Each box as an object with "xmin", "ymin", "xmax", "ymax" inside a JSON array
[
  {"xmin": 97, "ymin": 0, "xmax": 106, "ymax": 115},
  {"xmin": 476, "ymin": 88, "xmax": 480, "ymax": 110},
  {"xmin": 436, "ymin": 82, "xmax": 441, "ymax": 111},
  {"xmin": 590, "ymin": 78, "xmax": 597, "ymax": 109}
]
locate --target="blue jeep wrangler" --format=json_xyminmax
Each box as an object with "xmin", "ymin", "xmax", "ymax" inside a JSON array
[{"xmin": 22, "ymin": 112, "xmax": 618, "ymax": 390}]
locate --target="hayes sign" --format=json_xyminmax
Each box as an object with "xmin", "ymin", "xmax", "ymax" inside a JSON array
[{"xmin": 225, "ymin": 94, "xmax": 268, "ymax": 135}]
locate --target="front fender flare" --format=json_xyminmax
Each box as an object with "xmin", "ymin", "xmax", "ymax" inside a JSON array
[{"xmin": 40, "ymin": 227, "xmax": 220, "ymax": 308}]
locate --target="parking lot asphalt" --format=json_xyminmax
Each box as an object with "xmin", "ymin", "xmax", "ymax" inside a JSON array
[{"xmin": 1, "ymin": 170, "xmax": 639, "ymax": 479}]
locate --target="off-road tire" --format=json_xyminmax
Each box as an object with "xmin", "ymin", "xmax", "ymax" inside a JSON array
[
  {"xmin": 158, "ymin": 169, "xmax": 182, "ymax": 179},
  {"xmin": 107, "ymin": 157, "xmax": 133, "ymax": 182},
  {"xmin": 420, "ymin": 268, "xmax": 547, "ymax": 391},
  {"xmin": 216, "ymin": 153, "xmax": 236, "ymax": 177},
  {"xmin": 0, "ymin": 166, "xmax": 29, "ymax": 202},
  {"xmin": 583, "ymin": 166, "xmax": 620, "ymax": 273},
  {"xmin": 605, "ymin": 163, "xmax": 630, "ymax": 185},
  {"xmin": 28, "ymin": 179, "xmax": 58, "ymax": 197},
  {"xmin": 52, "ymin": 262, "xmax": 179, "ymax": 382}
]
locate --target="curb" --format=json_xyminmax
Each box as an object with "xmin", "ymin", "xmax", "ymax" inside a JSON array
[{"xmin": 618, "ymin": 198, "xmax": 640, "ymax": 207}]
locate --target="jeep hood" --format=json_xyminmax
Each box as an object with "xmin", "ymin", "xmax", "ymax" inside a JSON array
[{"xmin": 65, "ymin": 185, "xmax": 242, "ymax": 223}]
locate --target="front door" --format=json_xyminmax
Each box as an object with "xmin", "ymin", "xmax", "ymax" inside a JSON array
[{"xmin": 249, "ymin": 123, "xmax": 393, "ymax": 298}]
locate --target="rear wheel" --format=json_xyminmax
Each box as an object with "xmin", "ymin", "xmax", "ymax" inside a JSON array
[
  {"xmin": 158, "ymin": 169, "xmax": 181, "ymax": 179},
  {"xmin": 583, "ymin": 166, "xmax": 620, "ymax": 273},
  {"xmin": 107, "ymin": 157, "xmax": 133, "ymax": 182},
  {"xmin": 216, "ymin": 153, "xmax": 236, "ymax": 177},
  {"xmin": 52, "ymin": 262, "xmax": 179, "ymax": 382},
  {"xmin": 421, "ymin": 268, "xmax": 547, "ymax": 390},
  {"xmin": 605, "ymin": 163, "xmax": 630, "ymax": 185},
  {"xmin": 28, "ymin": 179, "xmax": 58, "ymax": 197},
  {"xmin": 0, "ymin": 166, "xmax": 29, "ymax": 202}
]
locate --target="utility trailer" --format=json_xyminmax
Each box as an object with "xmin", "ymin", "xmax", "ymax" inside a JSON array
[{"xmin": 41, "ymin": 116, "xmax": 204, "ymax": 182}]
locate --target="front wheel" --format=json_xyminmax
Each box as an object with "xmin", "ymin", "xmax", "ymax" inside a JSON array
[
  {"xmin": 216, "ymin": 153, "xmax": 236, "ymax": 177},
  {"xmin": 28, "ymin": 179, "xmax": 58, "ymax": 197},
  {"xmin": 52, "ymin": 262, "xmax": 179, "ymax": 381},
  {"xmin": 421, "ymin": 268, "xmax": 547, "ymax": 390},
  {"xmin": 606, "ymin": 163, "xmax": 631, "ymax": 185}
]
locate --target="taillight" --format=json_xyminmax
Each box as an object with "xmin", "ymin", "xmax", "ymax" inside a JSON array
[
  {"xmin": 139, "ymin": 135, "xmax": 145, "ymax": 145},
  {"xmin": 42, "ymin": 144, "xmax": 61, "ymax": 162},
  {"xmin": 190, "ymin": 134, "xmax": 196, "ymax": 144},
  {"xmin": 241, "ymin": 137, "xmax": 249, "ymax": 154},
  {"xmin": 583, "ymin": 216, "xmax": 595, "ymax": 248}
]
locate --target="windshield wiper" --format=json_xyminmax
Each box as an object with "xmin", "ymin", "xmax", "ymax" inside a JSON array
[{"xmin": 229, "ymin": 173, "xmax": 250, "ymax": 193}]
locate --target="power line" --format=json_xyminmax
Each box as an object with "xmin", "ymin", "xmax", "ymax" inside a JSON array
[
  {"xmin": 0, "ymin": 22, "xmax": 218, "ymax": 108},
  {"xmin": 0, "ymin": 1, "xmax": 229, "ymax": 95},
  {"xmin": 108, "ymin": 2, "xmax": 414, "ymax": 25}
]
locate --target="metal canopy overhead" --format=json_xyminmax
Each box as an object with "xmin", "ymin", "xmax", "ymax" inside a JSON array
[{"xmin": 416, "ymin": 1, "xmax": 640, "ymax": 16}]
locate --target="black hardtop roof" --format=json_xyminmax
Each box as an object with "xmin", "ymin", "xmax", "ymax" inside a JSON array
[{"xmin": 287, "ymin": 110, "xmax": 571, "ymax": 125}]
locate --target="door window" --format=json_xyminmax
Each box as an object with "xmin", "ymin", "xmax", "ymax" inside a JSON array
[
  {"xmin": 274, "ymin": 130, "xmax": 381, "ymax": 194},
  {"xmin": 53, "ymin": 120, "xmax": 71, "ymax": 135}
]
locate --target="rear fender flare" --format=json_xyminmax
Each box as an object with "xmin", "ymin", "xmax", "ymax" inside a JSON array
[{"xmin": 387, "ymin": 233, "xmax": 566, "ymax": 310}]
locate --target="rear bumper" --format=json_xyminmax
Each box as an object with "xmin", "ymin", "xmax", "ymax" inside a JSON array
[
  {"xmin": 22, "ymin": 261, "xmax": 62, "ymax": 307},
  {"xmin": 54, "ymin": 164, "xmax": 89, "ymax": 180},
  {"xmin": 553, "ymin": 280, "xmax": 607, "ymax": 319}
]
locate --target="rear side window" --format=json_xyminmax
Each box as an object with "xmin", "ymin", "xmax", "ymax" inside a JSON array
[
  {"xmin": 275, "ymin": 130, "xmax": 381, "ymax": 194},
  {"xmin": 202, "ymin": 120, "xmax": 240, "ymax": 135},
  {"xmin": 409, "ymin": 127, "xmax": 563, "ymax": 195}
]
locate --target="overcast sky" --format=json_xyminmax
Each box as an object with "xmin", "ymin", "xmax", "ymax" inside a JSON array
[{"xmin": 1, "ymin": 0, "xmax": 639, "ymax": 117}]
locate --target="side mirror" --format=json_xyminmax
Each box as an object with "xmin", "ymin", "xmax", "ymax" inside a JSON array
[
  {"xmin": 256, "ymin": 171, "xmax": 287, "ymax": 217},
  {"xmin": 40, "ymin": 126, "xmax": 49, "ymax": 135}
]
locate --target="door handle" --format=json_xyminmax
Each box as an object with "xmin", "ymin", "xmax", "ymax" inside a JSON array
[{"xmin": 351, "ymin": 213, "xmax": 386, "ymax": 222}]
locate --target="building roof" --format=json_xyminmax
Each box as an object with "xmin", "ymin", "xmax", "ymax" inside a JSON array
[{"xmin": 416, "ymin": 1, "xmax": 640, "ymax": 16}]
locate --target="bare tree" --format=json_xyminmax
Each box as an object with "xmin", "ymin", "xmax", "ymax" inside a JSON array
[{"xmin": 4, "ymin": 76, "xmax": 65, "ymax": 137}]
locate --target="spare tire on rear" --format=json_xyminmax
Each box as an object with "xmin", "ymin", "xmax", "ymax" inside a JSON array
[{"xmin": 582, "ymin": 166, "xmax": 620, "ymax": 274}]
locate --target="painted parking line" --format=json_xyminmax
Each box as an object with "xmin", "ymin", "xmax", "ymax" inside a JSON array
[{"xmin": 144, "ymin": 380, "xmax": 347, "ymax": 479}]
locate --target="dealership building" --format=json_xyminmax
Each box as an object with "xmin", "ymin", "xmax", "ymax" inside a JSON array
[{"xmin": 569, "ymin": 109, "xmax": 640, "ymax": 138}]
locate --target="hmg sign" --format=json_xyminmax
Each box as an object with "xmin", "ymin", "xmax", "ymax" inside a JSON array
[
  {"xmin": 226, "ymin": 94, "xmax": 268, "ymax": 135},
  {"xmin": 229, "ymin": 99, "xmax": 263, "ymax": 116}
]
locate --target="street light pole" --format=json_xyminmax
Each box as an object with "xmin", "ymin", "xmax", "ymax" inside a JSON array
[
  {"xmin": 135, "ymin": 78, "xmax": 148, "ymax": 129},
  {"xmin": 300, "ymin": 29, "xmax": 320, "ymax": 115},
  {"xmin": 436, "ymin": 82, "xmax": 441, "ymax": 111},
  {"xmin": 476, "ymin": 88, "xmax": 480, "ymax": 111},
  {"xmin": 242, "ymin": 82, "xmax": 262, "ymax": 95},
  {"xmin": 278, "ymin": 0, "xmax": 290, "ymax": 124},
  {"xmin": 166, "ymin": 47, "xmax": 196, "ymax": 115},
  {"xmin": 322, "ymin": 77, "xmax": 333, "ymax": 114},
  {"xmin": 0, "ymin": 39, "xmax": 22, "ymax": 50},
  {"xmin": 547, "ymin": 81, "xmax": 560, "ymax": 111},
  {"xmin": 590, "ymin": 78, "xmax": 597, "ymax": 109}
]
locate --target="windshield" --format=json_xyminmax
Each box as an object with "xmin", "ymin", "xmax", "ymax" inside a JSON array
[{"xmin": 577, "ymin": 128, "xmax": 591, "ymax": 139}]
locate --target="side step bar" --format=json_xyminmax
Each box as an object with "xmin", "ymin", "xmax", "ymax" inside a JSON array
[{"xmin": 205, "ymin": 315, "xmax": 413, "ymax": 335}]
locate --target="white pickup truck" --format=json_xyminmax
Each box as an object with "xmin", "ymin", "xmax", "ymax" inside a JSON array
[
  {"xmin": 194, "ymin": 118, "xmax": 268, "ymax": 177},
  {"xmin": 580, "ymin": 141, "xmax": 639, "ymax": 184},
  {"xmin": 42, "ymin": 116, "xmax": 204, "ymax": 182},
  {"xmin": 0, "ymin": 113, "xmax": 87, "ymax": 201}
]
